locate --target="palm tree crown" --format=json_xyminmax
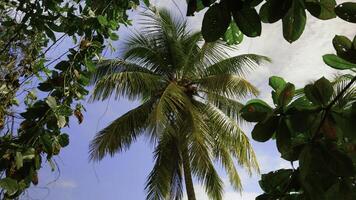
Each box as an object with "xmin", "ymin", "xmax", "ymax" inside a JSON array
[{"xmin": 89, "ymin": 8, "xmax": 270, "ymax": 200}]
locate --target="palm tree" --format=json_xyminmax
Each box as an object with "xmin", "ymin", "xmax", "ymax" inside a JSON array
[{"xmin": 89, "ymin": 8, "xmax": 270, "ymax": 200}]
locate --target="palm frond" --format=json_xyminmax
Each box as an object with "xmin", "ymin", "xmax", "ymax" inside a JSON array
[
  {"xmin": 196, "ymin": 74, "xmax": 259, "ymax": 99},
  {"xmin": 91, "ymin": 70, "xmax": 164, "ymax": 101},
  {"xmin": 145, "ymin": 131, "xmax": 183, "ymax": 200},
  {"xmin": 331, "ymin": 74, "xmax": 356, "ymax": 109},
  {"xmin": 150, "ymin": 82, "xmax": 192, "ymax": 132},
  {"xmin": 91, "ymin": 59, "xmax": 158, "ymax": 84},
  {"xmin": 204, "ymin": 54, "xmax": 271, "ymax": 77},
  {"xmin": 89, "ymin": 99, "xmax": 155, "ymax": 161},
  {"xmin": 204, "ymin": 102, "xmax": 259, "ymax": 174},
  {"xmin": 123, "ymin": 33, "xmax": 171, "ymax": 75},
  {"xmin": 216, "ymin": 146, "xmax": 242, "ymax": 192},
  {"xmin": 186, "ymin": 105, "xmax": 224, "ymax": 200},
  {"xmin": 205, "ymin": 92, "xmax": 245, "ymax": 122}
]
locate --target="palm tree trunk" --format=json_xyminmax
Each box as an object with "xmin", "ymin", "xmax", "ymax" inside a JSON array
[{"xmin": 182, "ymin": 145, "xmax": 196, "ymax": 200}]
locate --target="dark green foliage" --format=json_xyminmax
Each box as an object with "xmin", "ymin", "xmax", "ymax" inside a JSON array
[
  {"xmin": 240, "ymin": 35, "xmax": 356, "ymax": 199},
  {"xmin": 202, "ymin": 3, "xmax": 231, "ymax": 42},
  {"xmin": 188, "ymin": 0, "xmax": 356, "ymax": 43},
  {"xmin": 335, "ymin": 2, "xmax": 356, "ymax": 23},
  {"xmin": 0, "ymin": 0, "xmax": 138, "ymax": 198}
]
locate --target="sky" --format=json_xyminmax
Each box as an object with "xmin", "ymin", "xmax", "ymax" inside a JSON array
[{"xmin": 25, "ymin": 0, "xmax": 356, "ymax": 200}]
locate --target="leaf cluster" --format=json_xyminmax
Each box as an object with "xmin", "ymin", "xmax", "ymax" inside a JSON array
[
  {"xmin": 240, "ymin": 34, "xmax": 356, "ymax": 199},
  {"xmin": 187, "ymin": 0, "xmax": 356, "ymax": 43}
]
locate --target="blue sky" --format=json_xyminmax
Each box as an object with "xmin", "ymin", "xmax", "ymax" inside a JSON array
[{"xmin": 25, "ymin": 0, "xmax": 356, "ymax": 199}]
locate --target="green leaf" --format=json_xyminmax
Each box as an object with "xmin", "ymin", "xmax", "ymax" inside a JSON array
[
  {"xmin": 288, "ymin": 100, "xmax": 321, "ymax": 132},
  {"xmin": 278, "ymin": 83, "xmax": 295, "ymax": 106},
  {"xmin": 259, "ymin": 169, "xmax": 293, "ymax": 194},
  {"xmin": 46, "ymin": 96, "xmax": 57, "ymax": 109},
  {"xmin": 241, "ymin": 99, "xmax": 273, "ymax": 122},
  {"xmin": 276, "ymin": 120, "xmax": 293, "ymax": 158},
  {"xmin": 54, "ymin": 61, "xmax": 70, "ymax": 71},
  {"xmin": 58, "ymin": 134, "xmax": 69, "ymax": 147},
  {"xmin": 323, "ymin": 148, "xmax": 355, "ymax": 177},
  {"xmin": 304, "ymin": 77, "xmax": 333, "ymax": 106},
  {"xmin": 232, "ymin": 7, "xmax": 261, "ymax": 37},
  {"xmin": 333, "ymin": 35, "xmax": 352, "ymax": 54},
  {"xmin": 15, "ymin": 152, "xmax": 23, "ymax": 170},
  {"xmin": 323, "ymin": 54, "xmax": 356, "ymax": 70},
  {"xmin": 259, "ymin": 0, "xmax": 292, "ymax": 23},
  {"xmin": 269, "ymin": 76, "xmax": 286, "ymax": 91},
  {"xmin": 97, "ymin": 15, "xmax": 108, "ymax": 26},
  {"xmin": 353, "ymin": 35, "xmax": 356, "ymax": 49},
  {"xmin": 282, "ymin": 0, "xmax": 306, "ymax": 43},
  {"xmin": 109, "ymin": 32, "xmax": 119, "ymax": 41},
  {"xmin": 202, "ymin": 3, "xmax": 231, "ymax": 42},
  {"xmin": 85, "ymin": 59, "xmax": 96, "ymax": 72},
  {"xmin": 0, "ymin": 178, "xmax": 19, "ymax": 196},
  {"xmin": 143, "ymin": 0, "xmax": 150, "ymax": 7},
  {"xmin": 251, "ymin": 116, "xmax": 279, "ymax": 142},
  {"xmin": 335, "ymin": 2, "xmax": 356, "ymax": 23},
  {"xmin": 44, "ymin": 25, "xmax": 56, "ymax": 42},
  {"xmin": 223, "ymin": 21, "xmax": 243, "ymax": 45},
  {"xmin": 305, "ymin": 0, "xmax": 336, "ymax": 20}
]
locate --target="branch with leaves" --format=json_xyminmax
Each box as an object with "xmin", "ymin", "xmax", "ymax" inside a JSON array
[{"xmin": 240, "ymin": 34, "xmax": 356, "ymax": 199}]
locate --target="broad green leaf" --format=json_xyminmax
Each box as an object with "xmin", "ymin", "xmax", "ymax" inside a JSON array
[
  {"xmin": 259, "ymin": 0, "xmax": 292, "ymax": 23},
  {"xmin": 288, "ymin": 100, "xmax": 321, "ymax": 132},
  {"xmin": 241, "ymin": 99, "xmax": 273, "ymax": 122},
  {"xmin": 223, "ymin": 21, "xmax": 243, "ymax": 45},
  {"xmin": 304, "ymin": 77, "xmax": 333, "ymax": 106},
  {"xmin": 46, "ymin": 96, "xmax": 57, "ymax": 109},
  {"xmin": 332, "ymin": 35, "xmax": 356, "ymax": 62},
  {"xmin": 15, "ymin": 152, "xmax": 23, "ymax": 170},
  {"xmin": 282, "ymin": 0, "xmax": 306, "ymax": 43},
  {"xmin": 259, "ymin": 169, "xmax": 293, "ymax": 194},
  {"xmin": 305, "ymin": 0, "xmax": 336, "ymax": 20},
  {"xmin": 278, "ymin": 83, "xmax": 295, "ymax": 106},
  {"xmin": 54, "ymin": 61, "xmax": 70, "ymax": 70},
  {"xmin": 202, "ymin": 3, "xmax": 231, "ymax": 42},
  {"xmin": 326, "ymin": 181, "xmax": 356, "ymax": 200},
  {"xmin": 58, "ymin": 134, "xmax": 69, "ymax": 147},
  {"xmin": 251, "ymin": 116, "xmax": 279, "ymax": 142},
  {"xmin": 323, "ymin": 54, "xmax": 356, "ymax": 70},
  {"xmin": 323, "ymin": 147, "xmax": 355, "ymax": 177},
  {"xmin": 353, "ymin": 35, "xmax": 356, "ymax": 49},
  {"xmin": 97, "ymin": 15, "xmax": 108, "ymax": 26},
  {"xmin": 232, "ymin": 7, "xmax": 261, "ymax": 37},
  {"xmin": 276, "ymin": 120, "xmax": 293, "ymax": 159},
  {"xmin": 335, "ymin": 2, "xmax": 356, "ymax": 23},
  {"xmin": 332, "ymin": 111, "xmax": 356, "ymax": 141},
  {"xmin": 44, "ymin": 25, "xmax": 56, "ymax": 42},
  {"xmin": 332, "ymin": 35, "xmax": 352, "ymax": 54},
  {"xmin": 0, "ymin": 178, "xmax": 18, "ymax": 196},
  {"xmin": 269, "ymin": 76, "xmax": 286, "ymax": 91}
]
